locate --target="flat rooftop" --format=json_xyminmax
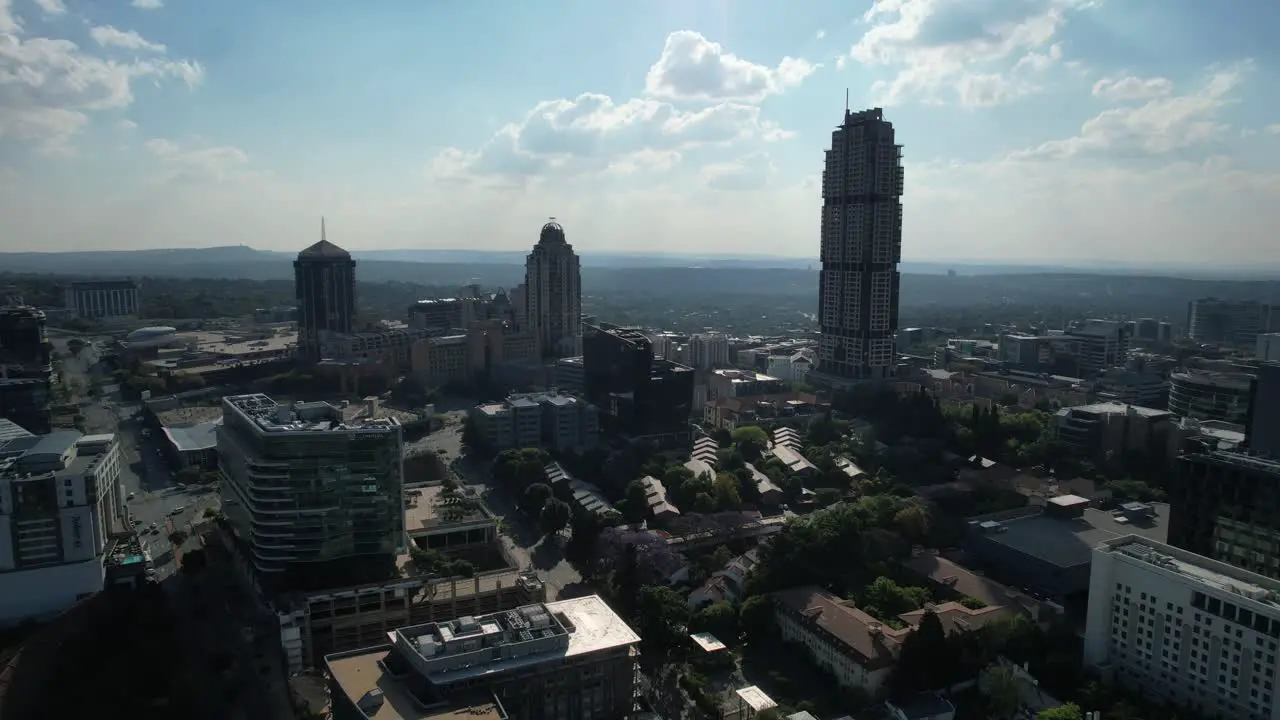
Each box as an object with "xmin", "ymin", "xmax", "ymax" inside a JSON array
[
  {"xmin": 404, "ymin": 486, "xmax": 493, "ymax": 536},
  {"xmin": 225, "ymin": 393, "xmax": 399, "ymax": 433},
  {"xmin": 325, "ymin": 596, "xmax": 636, "ymax": 719},
  {"xmin": 174, "ymin": 330, "xmax": 297, "ymax": 356},
  {"xmin": 972, "ymin": 504, "xmax": 1170, "ymax": 569},
  {"xmin": 1101, "ymin": 538, "xmax": 1280, "ymax": 609},
  {"xmin": 155, "ymin": 405, "xmax": 223, "ymax": 428}
]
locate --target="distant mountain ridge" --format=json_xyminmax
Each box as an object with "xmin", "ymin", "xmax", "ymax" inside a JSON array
[{"xmin": 3, "ymin": 245, "xmax": 1278, "ymax": 280}]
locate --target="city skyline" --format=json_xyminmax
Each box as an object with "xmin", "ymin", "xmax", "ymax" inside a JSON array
[{"xmin": 2, "ymin": 1, "xmax": 1278, "ymax": 265}]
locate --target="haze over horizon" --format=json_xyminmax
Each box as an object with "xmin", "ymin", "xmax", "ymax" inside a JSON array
[{"xmin": 2, "ymin": 0, "xmax": 1278, "ymax": 265}]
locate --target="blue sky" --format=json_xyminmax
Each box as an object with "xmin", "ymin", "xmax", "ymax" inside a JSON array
[{"xmin": 1, "ymin": 0, "xmax": 1278, "ymax": 266}]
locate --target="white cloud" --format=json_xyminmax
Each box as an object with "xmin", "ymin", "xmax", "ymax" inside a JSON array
[
  {"xmin": 0, "ymin": 8, "xmax": 202, "ymax": 151},
  {"xmin": 432, "ymin": 93, "xmax": 791, "ymax": 184},
  {"xmin": 1016, "ymin": 62, "xmax": 1252, "ymax": 160},
  {"xmin": 131, "ymin": 0, "xmax": 164, "ymax": 8},
  {"xmin": 847, "ymin": 0, "xmax": 1092, "ymax": 106},
  {"xmin": 32, "ymin": 0, "xmax": 66, "ymax": 16},
  {"xmin": 90, "ymin": 26, "xmax": 167, "ymax": 53},
  {"xmin": 815, "ymin": 30, "xmax": 826, "ymax": 40},
  {"xmin": 1266, "ymin": 124, "xmax": 1280, "ymax": 136},
  {"xmin": 702, "ymin": 152, "xmax": 775, "ymax": 191},
  {"xmin": 145, "ymin": 138, "xmax": 250, "ymax": 182},
  {"xmin": 643, "ymin": 30, "xmax": 817, "ymax": 103},
  {"xmin": 116, "ymin": 118, "xmax": 138, "ymax": 131},
  {"xmin": 1091, "ymin": 75, "xmax": 1174, "ymax": 102}
]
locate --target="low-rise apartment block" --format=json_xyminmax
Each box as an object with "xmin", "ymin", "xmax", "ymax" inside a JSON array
[
  {"xmin": 469, "ymin": 392, "xmax": 599, "ymax": 453},
  {"xmin": 1085, "ymin": 536, "xmax": 1280, "ymax": 720},
  {"xmin": 709, "ymin": 369, "xmax": 789, "ymax": 400},
  {"xmin": 0, "ymin": 431, "xmax": 124, "ymax": 623},
  {"xmin": 325, "ymin": 596, "xmax": 639, "ymax": 720}
]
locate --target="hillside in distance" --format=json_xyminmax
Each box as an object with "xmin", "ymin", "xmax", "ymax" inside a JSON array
[{"xmin": 1, "ymin": 246, "xmax": 1277, "ymax": 318}]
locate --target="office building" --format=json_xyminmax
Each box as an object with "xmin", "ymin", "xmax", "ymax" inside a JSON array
[
  {"xmin": 583, "ymin": 325, "xmax": 695, "ymax": 440},
  {"xmin": 1248, "ymin": 364, "xmax": 1280, "ymax": 457},
  {"xmin": 217, "ymin": 393, "xmax": 404, "ymax": 592},
  {"xmin": 814, "ymin": 107, "xmax": 904, "ymax": 386},
  {"xmin": 688, "ymin": 333, "xmax": 731, "ymax": 370},
  {"xmin": 296, "ymin": 220, "xmax": 358, "ymax": 360},
  {"xmin": 708, "ymin": 369, "xmax": 789, "ymax": 400},
  {"xmin": 0, "ymin": 305, "xmax": 52, "ymax": 434},
  {"xmin": 1084, "ymin": 536, "xmax": 1280, "ymax": 720},
  {"xmin": 468, "ymin": 391, "xmax": 599, "ymax": 454},
  {"xmin": 1189, "ymin": 298, "xmax": 1275, "ymax": 349},
  {"xmin": 64, "ymin": 280, "xmax": 139, "ymax": 319},
  {"xmin": 1259, "ymin": 335, "xmax": 1280, "ymax": 363},
  {"xmin": 324, "ymin": 595, "xmax": 639, "ymax": 720},
  {"xmin": 1053, "ymin": 402, "xmax": 1180, "ymax": 462},
  {"xmin": 1170, "ymin": 450, "xmax": 1280, "ymax": 580},
  {"xmin": 0, "ymin": 431, "xmax": 123, "ymax": 623},
  {"xmin": 964, "ymin": 498, "xmax": 1168, "ymax": 606},
  {"xmin": 1068, "ymin": 320, "xmax": 1130, "ymax": 376},
  {"xmin": 1170, "ymin": 371, "xmax": 1255, "ymax": 425},
  {"xmin": 552, "ymin": 356, "xmax": 585, "ymax": 393},
  {"xmin": 524, "ymin": 220, "xmax": 582, "ymax": 361}
]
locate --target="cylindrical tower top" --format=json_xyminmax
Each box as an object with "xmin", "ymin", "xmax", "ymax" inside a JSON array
[{"xmin": 540, "ymin": 219, "xmax": 566, "ymax": 244}]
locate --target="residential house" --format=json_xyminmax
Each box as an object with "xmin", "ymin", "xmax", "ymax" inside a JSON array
[
  {"xmin": 639, "ymin": 475, "xmax": 680, "ymax": 521},
  {"xmin": 688, "ymin": 548, "xmax": 761, "ymax": 610}
]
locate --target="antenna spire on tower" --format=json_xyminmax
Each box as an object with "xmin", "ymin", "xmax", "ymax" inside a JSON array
[
  {"xmin": 321, "ymin": 216, "xmax": 327, "ymax": 242},
  {"xmin": 845, "ymin": 88, "xmax": 850, "ymax": 113}
]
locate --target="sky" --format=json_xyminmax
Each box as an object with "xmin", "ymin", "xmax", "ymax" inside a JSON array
[{"xmin": 1, "ymin": 0, "xmax": 1278, "ymax": 266}]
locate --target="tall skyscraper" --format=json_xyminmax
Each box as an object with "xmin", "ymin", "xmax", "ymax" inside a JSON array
[
  {"xmin": 295, "ymin": 219, "xmax": 357, "ymax": 360},
  {"xmin": 524, "ymin": 220, "xmax": 582, "ymax": 360},
  {"xmin": 217, "ymin": 393, "xmax": 404, "ymax": 592},
  {"xmin": 814, "ymin": 108, "xmax": 904, "ymax": 385}
]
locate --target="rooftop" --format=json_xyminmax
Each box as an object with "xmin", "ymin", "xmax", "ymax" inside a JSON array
[
  {"xmin": 902, "ymin": 554, "xmax": 1018, "ymax": 609},
  {"xmin": 298, "ymin": 237, "xmax": 352, "ymax": 260},
  {"xmin": 771, "ymin": 444, "xmax": 816, "ymax": 474},
  {"xmin": 163, "ymin": 421, "xmax": 220, "ymax": 453},
  {"xmin": 225, "ymin": 393, "xmax": 399, "ymax": 434},
  {"xmin": 772, "ymin": 587, "xmax": 906, "ymax": 669},
  {"xmin": 713, "ymin": 369, "xmax": 782, "ymax": 383},
  {"xmin": 404, "ymin": 486, "xmax": 493, "ymax": 537},
  {"xmin": 325, "ymin": 597, "xmax": 636, "ymax": 719},
  {"xmin": 1058, "ymin": 402, "xmax": 1173, "ymax": 419},
  {"xmin": 0, "ymin": 418, "xmax": 34, "ymax": 445},
  {"xmin": 971, "ymin": 503, "xmax": 1169, "ymax": 569},
  {"xmin": 154, "ymin": 405, "xmax": 224, "ymax": 428},
  {"xmin": 1099, "ymin": 537, "xmax": 1280, "ymax": 608}
]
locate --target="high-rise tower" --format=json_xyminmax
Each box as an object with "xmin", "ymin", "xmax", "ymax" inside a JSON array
[
  {"xmin": 525, "ymin": 220, "xmax": 582, "ymax": 360},
  {"xmin": 295, "ymin": 218, "xmax": 357, "ymax": 360},
  {"xmin": 814, "ymin": 108, "xmax": 904, "ymax": 385}
]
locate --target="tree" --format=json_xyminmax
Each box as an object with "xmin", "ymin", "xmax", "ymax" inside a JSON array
[
  {"xmin": 168, "ymin": 530, "xmax": 188, "ymax": 546},
  {"xmin": 979, "ymin": 666, "xmax": 1023, "ymax": 719},
  {"xmin": 1037, "ymin": 704, "xmax": 1083, "ymax": 720},
  {"xmin": 692, "ymin": 601, "xmax": 738, "ymax": 641},
  {"xmin": 522, "ymin": 483, "xmax": 553, "ymax": 514},
  {"xmin": 619, "ymin": 480, "xmax": 651, "ymax": 523},
  {"xmin": 890, "ymin": 610, "xmax": 951, "ymax": 698},
  {"xmin": 539, "ymin": 499, "xmax": 571, "ymax": 538},
  {"xmin": 893, "ymin": 504, "xmax": 931, "ymax": 542},
  {"xmin": 493, "ymin": 448, "xmax": 550, "ymax": 491},
  {"xmin": 712, "ymin": 473, "xmax": 741, "ymax": 510},
  {"xmin": 731, "ymin": 426, "xmax": 769, "ymax": 460},
  {"xmin": 739, "ymin": 595, "xmax": 775, "ymax": 640},
  {"xmin": 634, "ymin": 585, "xmax": 690, "ymax": 668}
]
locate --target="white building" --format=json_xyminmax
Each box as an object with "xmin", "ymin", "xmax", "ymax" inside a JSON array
[
  {"xmin": 689, "ymin": 333, "xmax": 731, "ymax": 370},
  {"xmin": 766, "ymin": 352, "xmax": 814, "ymax": 383},
  {"xmin": 64, "ymin": 280, "xmax": 139, "ymax": 319},
  {"xmin": 0, "ymin": 431, "xmax": 124, "ymax": 623},
  {"xmin": 814, "ymin": 107, "xmax": 904, "ymax": 385},
  {"xmin": 1069, "ymin": 320, "xmax": 1131, "ymax": 375},
  {"xmin": 525, "ymin": 220, "xmax": 583, "ymax": 360},
  {"xmin": 1085, "ymin": 535, "xmax": 1280, "ymax": 720}
]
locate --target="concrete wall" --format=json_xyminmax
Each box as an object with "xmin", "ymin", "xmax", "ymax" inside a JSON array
[{"xmin": 0, "ymin": 560, "xmax": 105, "ymax": 625}]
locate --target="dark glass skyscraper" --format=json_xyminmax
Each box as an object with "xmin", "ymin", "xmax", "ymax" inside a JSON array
[
  {"xmin": 295, "ymin": 219, "xmax": 356, "ymax": 360},
  {"xmin": 814, "ymin": 108, "xmax": 904, "ymax": 385}
]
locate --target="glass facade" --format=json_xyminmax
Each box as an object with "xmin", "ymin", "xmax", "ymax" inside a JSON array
[{"xmin": 218, "ymin": 394, "xmax": 404, "ymax": 592}]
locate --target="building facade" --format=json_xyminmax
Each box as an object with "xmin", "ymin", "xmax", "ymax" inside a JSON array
[
  {"xmin": 64, "ymin": 280, "xmax": 139, "ymax": 319},
  {"xmin": 1068, "ymin": 320, "xmax": 1131, "ymax": 376},
  {"xmin": 469, "ymin": 391, "xmax": 599, "ymax": 454},
  {"xmin": 1170, "ymin": 451, "xmax": 1280, "ymax": 580},
  {"xmin": 295, "ymin": 221, "xmax": 358, "ymax": 359},
  {"xmin": 815, "ymin": 107, "xmax": 904, "ymax": 385},
  {"xmin": 688, "ymin": 333, "xmax": 731, "ymax": 370},
  {"xmin": 0, "ymin": 431, "xmax": 123, "ymax": 623},
  {"xmin": 583, "ymin": 325, "xmax": 695, "ymax": 439},
  {"xmin": 1169, "ymin": 371, "xmax": 1255, "ymax": 425},
  {"xmin": 1084, "ymin": 536, "xmax": 1280, "ymax": 720},
  {"xmin": 0, "ymin": 305, "xmax": 52, "ymax": 434},
  {"xmin": 1189, "ymin": 298, "xmax": 1275, "ymax": 349},
  {"xmin": 217, "ymin": 393, "xmax": 404, "ymax": 592},
  {"xmin": 525, "ymin": 221, "xmax": 582, "ymax": 361}
]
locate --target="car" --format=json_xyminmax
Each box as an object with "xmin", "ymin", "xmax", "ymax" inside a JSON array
[{"xmin": 127, "ymin": 492, "xmax": 136, "ymax": 500}]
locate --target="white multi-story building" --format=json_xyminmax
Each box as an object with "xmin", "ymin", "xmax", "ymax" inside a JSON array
[
  {"xmin": 0, "ymin": 431, "xmax": 124, "ymax": 623},
  {"xmin": 689, "ymin": 333, "xmax": 731, "ymax": 369},
  {"xmin": 1085, "ymin": 536, "xmax": 1280, "ymax": 720},
  {"xmin": 1069, "ymin": 320, "xmax": 1131, "ymax": 376},
  {"xmin": 814, "ymin": 108, "xmax": 904, "ymax": 386},
  {"xmin": 64, "ymin": 280, "xmax": 139, "ymax": 319},
  {"xmin": 525, "ymin": 220, "xmax": 582, "ymax": 361}
]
